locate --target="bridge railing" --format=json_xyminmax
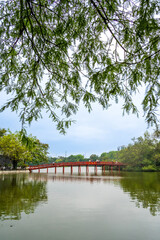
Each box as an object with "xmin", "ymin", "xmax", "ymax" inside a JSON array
[{"xmin": 28, "ymin": 161, "xmax": 126, "ymax": 170}]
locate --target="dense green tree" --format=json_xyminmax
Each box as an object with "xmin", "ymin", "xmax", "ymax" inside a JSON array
[
  {"xmin": 55, "ymin": 158, "xmax": 63, "ymax": 163},
  {"xmin": 100, "ymin": 151, "xmax": 117, "ymax": 161},
  {"xmin": 0, "ymin": 0, "xmax": 160, "ymax": 133},
  {"xmin": 90, "ymin": 154, "xmax": 99, "ymax": 161},
  {"xmin": 0, "ymin": 132, "xmax": 32, "ymax": 169},
  {"xmin": 100, "ymin": 152, "xmax": 108, "ymax": 158},
  {"xmin": 25, "ymin": 136, "xmax": 49, "ymax": 165},
  {"xmin": 66, "ymin": 154, "xmax": 85, "ymax": 162},
  {"xmin": 0, "ymin": 128, "xmax": 7, "ymax": 137},
  {"xmin": 153, "ymin": 142, "xmax": 160, "ymax": 167},
  {"xmin": 0, "ymin": 129, "xmax": 49, "ymax": 168},
  {"xmin": 100, "ymin": 152, "xmax": 109, "ymax": 161},
  {"xmin": 107, "ymin": 151, "xmax": 118, "ymax": 160},
  {"xmin": 48, "ymin": 156, "xmax": 57, "ymax": 163},
  {"xmin": 118, "ymin": 131, "xmax": 160, "ymax": 171}
]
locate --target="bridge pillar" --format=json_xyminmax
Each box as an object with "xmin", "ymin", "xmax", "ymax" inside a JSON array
[
  {"xmin": 55, "ymin": 167, "xmax": 57, "ymax": 174},
  {"xmin": 111, "ymin": 165, "xmax": 113, "ymax": 172},
  {"xmin": 71, "ymin": 166, "xmax": 73, "ymax": 175},
  {"xmin": 95, "ymin": 165, "xmax": 97, "ymax": 175},
  {"xmin": 47, "ymin": 168, "xmax": 48, "ymax": 173},
  {"xmin": 102, "ymin": 165, "xmax": 105, "ymax": 174},
  {"xmin": 38, "ymin": 169, "xmax": 40, "ymax": 173},
  {"xmin": 63, "ymin": 166, "xmax": 65, "ymax": 174},
  {"xmin": 86, "ymin": 166, "xmax": 89, "ymax": 175},
  {"xmin": 78, "ymin": 166, "xmax": 81, "ymax": 174}
]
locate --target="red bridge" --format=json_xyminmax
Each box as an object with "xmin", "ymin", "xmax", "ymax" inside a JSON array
[{"xmin": 28, "ymin": 161, "xmax": 126, "ymax": 174}]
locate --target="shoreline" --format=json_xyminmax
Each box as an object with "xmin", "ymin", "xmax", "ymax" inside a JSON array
[{"xmin": 0, "ymin": 170, "xmax": 29, "ymax": 174}]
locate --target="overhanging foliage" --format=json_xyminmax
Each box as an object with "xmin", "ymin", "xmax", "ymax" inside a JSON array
[{"xmin": 0, "ymin": 0, "xmax": 160, "ymax": 132}]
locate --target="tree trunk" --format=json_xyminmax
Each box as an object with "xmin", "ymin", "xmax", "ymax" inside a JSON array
[{"xmin": 12, "ymin": 160, "xmax": 17, "ymax": 170}]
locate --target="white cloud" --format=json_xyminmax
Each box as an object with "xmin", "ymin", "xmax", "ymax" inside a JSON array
[{"xmin": 67, "ymin": 124, "xmax": 106, "ymax": 140}]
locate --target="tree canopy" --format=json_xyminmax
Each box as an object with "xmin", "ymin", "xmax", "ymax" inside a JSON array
[
  {"xmin": 0, "ymin": 0, "xmax": 160, "ymax": 132},
  {"xmin": 118, "ymin": 131, "xmax": 160, "ymax": 171},
  {"xmin": 0, "ymin": 128, "xmax": 49, "ymax": 168},
  {"xmin": 0, "ymin": 131, "xmax": 33, "ymax": 168}
]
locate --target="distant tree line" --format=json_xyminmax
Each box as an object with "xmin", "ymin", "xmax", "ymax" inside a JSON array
[
  {"xmin": 1, "ymin": 127, "xmax": 160, "ymax": 171},
  {"xmin": 49, "ymin": 131, "xmax": 160, "ymax": 172}
]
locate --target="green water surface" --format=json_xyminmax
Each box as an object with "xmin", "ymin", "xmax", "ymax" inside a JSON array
[{"xmin": 0, "ymin": 171, "xmax": 160, "ymax": 240}]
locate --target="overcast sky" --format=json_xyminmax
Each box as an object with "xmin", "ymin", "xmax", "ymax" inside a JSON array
[{"xmin": 0, "ymin": 86, "xmax": 154, "ymax": 158}]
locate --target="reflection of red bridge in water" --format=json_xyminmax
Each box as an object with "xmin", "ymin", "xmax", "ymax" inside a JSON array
[{"xmin": 29, "ymin": 161, "xmax": 126, "ymax": 174}]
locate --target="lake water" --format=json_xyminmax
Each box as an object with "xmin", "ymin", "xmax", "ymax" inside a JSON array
[{"xmin": 0, "ymin": 169, "xmax": 160, "ymax": 240}]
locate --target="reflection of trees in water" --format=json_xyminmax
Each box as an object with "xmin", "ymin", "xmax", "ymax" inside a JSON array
[
  {"xmin": 1, "ymin": 172, "xmax": 159, "ymax": 220},
  {"xmin": 41, "ymin": 172, "xmax": 160, "ymax": 216},
  {"xmin": 119, "ymin": 172, "xmax": 160, "ymax": 216},
  {"xmin": 29, "ymin": 172, "xmax": 160, "ymax": 216},
  {"xmin": 0, "ymin": 173, "xmax": 47, "ymax": 221}
]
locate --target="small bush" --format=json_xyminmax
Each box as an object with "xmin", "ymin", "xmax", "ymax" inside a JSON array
[{"xmin": 142, "ymin": 165, "xmax": 156, "ymax": 172}]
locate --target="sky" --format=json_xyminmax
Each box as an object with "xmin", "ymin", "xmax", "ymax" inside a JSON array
[{"xmin": 0, "ymin": 87, "xmax": 154, "ymax": 158}]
